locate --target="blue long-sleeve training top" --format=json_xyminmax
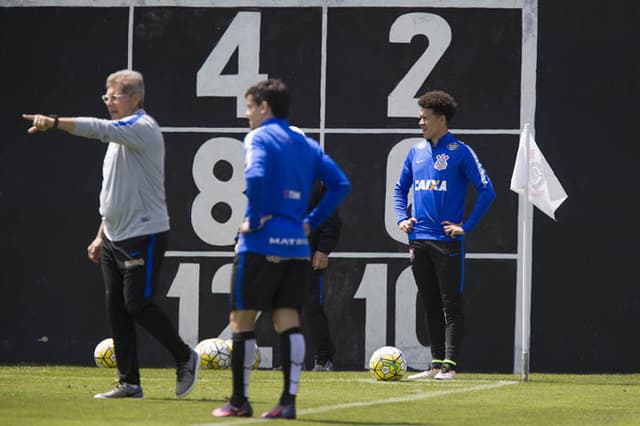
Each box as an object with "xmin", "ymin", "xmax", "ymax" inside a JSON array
[
  {"xmin": 393, "ymin": 132, "xmax": 495, "ymax": 241},
  {"xmin": 236, "ymin": 117, "xmax": 351, "ymax": 257}
]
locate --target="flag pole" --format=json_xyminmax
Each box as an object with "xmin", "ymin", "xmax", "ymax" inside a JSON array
[
  {"xmin": 517, "ymin": 0, "xmax": 538, "ymax": 382},
  {"xmin": 520, "ymin": 125, "xmax": 533, "ymax": 382}
]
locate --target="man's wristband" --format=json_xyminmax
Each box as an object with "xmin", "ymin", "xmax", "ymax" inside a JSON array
[{"xmin": 49, "ymin": 114, "xmax": 59, "ymax": 129}]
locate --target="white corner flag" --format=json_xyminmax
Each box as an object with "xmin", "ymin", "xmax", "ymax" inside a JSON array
[{"xmin": 510, "ymin": 123, "xmax": 568, "ymax": 220}]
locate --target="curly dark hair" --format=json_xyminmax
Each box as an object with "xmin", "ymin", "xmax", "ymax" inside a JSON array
[
  {"xmin": 245, "ymin": 79, "xmax": 290, "ymax": 118},
  {"xmin": 417, "ymin": 90, "xmax": 457, "ymax": 122}
]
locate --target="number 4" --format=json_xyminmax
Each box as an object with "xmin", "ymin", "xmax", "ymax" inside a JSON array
[{"xmin": 197, "ymin": 11, "xmax": 268, "ymax": 117}]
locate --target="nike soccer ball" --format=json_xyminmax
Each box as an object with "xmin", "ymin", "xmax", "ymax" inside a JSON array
[
  {"xmin": 226, "ymin": 339, "xmax": 261, "ymax": 369},
  {"xmin": 368, "ymin": 346, "xmax": 408, "ymax": 381},
  {"xmin": 196, "ymin": 338, "xmax": 232, "ymax": 369},
  {"xmin": 94, "ymin": 337, "xmax": 117, "ymax": 368}
]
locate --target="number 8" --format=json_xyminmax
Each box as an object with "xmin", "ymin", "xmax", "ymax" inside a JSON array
[{"xmin": 192, "ymin": 137, "xmax": 246, "ymax": 246}]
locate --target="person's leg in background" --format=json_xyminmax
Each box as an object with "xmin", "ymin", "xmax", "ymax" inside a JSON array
[{"xmin": 303, "ymin": 270, "xmax": 335, "ymax": 371}]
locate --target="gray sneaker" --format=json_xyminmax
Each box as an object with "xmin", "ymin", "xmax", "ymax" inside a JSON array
[
  {"xmin": 94, "ymin": 383, "xmax": 143, "ymax": 399},
  {"xmin": 312, "ymin": 359, "xmax": 334, "ymax": 371},
  {"xmin": 176, "ymin": 348, "xmax": 199, "ymax": 398}
]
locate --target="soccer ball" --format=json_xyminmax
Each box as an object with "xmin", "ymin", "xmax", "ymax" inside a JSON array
[
  {"xmin": 196, "ymin": 338, "xmax": 232, "ymax": 369},
  {"xmin": 94, "ymin": 338, "xmax": 117, "ymax": 368},
  {"xmin": 368, "ymin": 346, "xmax": 408, "ymax": 381},
  {"xmin": 225, "ymin": 339, "xmax": 261, "ymax": 369}
]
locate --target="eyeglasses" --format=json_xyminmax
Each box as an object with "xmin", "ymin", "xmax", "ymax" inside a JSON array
[{"xmin": 101, "ymin": 93, "xmax": 130, "ymax": 103}]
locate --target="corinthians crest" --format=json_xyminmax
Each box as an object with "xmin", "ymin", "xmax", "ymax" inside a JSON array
[{"xmin": 434, "ymin": 153, "xmax": 449, "ymax": 170}]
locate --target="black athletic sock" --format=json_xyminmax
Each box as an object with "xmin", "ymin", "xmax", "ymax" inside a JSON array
[{"xmin": 230, "ymin": 331, "xmax": 255, "ymax": 406}]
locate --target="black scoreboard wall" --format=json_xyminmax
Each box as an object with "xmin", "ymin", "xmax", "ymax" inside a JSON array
[{"xmin": 1, "ymin": 1, "xmax": 637, "ymax": 373}]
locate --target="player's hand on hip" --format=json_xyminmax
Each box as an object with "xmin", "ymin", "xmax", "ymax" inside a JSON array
[
  {"xmin": 312, "ymin": 251, "xmax": 329, "ymax": 270},
  {"xmin": 22, "ymin": 114, "xmax": 53, "ymax": 134},
  {"xmin": 238, "ymin": 215, "xmax": 272, "ymax": 234},
  {"xmin": 399, "ymin": 218, "xmax": 417, "ymax": 233},
  {"xmin": 87, "ymin": 237, "xmax": 103, "ymax": 264},
  {"xmin": 441, "ymin": 220, "xmax": 464, "ymax": 238}
]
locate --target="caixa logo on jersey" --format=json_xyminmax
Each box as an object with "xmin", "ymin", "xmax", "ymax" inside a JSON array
[{"xmin": 414, "ymin": 179, "xmax": 447, "ymax": 191}]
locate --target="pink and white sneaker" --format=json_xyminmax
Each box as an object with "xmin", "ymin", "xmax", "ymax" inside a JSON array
[
  {"xmin": 434, "ymin": 368, "xmax": 456, "ymax": 380},
  {"xmin": 407, "ymin": 368, "xmax": 440, "ymax": 380}
]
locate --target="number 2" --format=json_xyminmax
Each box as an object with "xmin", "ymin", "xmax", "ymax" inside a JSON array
[{"xmin": 387, "ymin": 13, "xmax": 452, "ymax": 117}]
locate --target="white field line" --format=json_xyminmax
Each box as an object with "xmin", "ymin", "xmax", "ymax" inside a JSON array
[{"xmin": 193, "ymin": 380, "xmax": 517, "ymax": 426}]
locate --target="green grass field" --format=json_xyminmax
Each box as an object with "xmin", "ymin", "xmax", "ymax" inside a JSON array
[{"xmin": 1, "ymin": 366, "xmax": 638, "ymax": 425}]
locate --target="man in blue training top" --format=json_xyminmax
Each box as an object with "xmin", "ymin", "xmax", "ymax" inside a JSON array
[
  {"xmin": 394, "ymin": 90, "xmax": 495, "ymax": 381},
  {"xmin": 212, "ymin": 79, "xmax": 351, "ymax": 419}
]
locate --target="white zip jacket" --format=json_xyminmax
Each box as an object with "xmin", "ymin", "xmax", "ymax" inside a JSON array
[{"xmin": 72, "ymin": 109, "xmax": 170, "ymax": 242}]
